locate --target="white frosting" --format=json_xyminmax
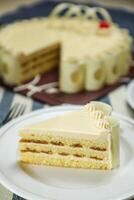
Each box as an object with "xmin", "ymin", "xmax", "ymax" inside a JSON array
[
  {"xmin": 85, "ymin": 57, "xmax": 106, "ymax": 90},
  {"xmin": 21, "ymin": 102, "xmax": 116, "ymax": 136},
  {"xmin": 0, "ymin": 50, "xmax": 21, "ymax": 84},
  {"xmin": 0, "ymin": 19, "xmax": 126, "ymax": 57}
]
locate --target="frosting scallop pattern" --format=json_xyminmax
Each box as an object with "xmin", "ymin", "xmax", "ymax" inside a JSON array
[
  {"xmin": 85, "ymin": 101, "xmax": 112, "ymax": 115},
  {"xmin": 96, "ymin": 117, "xmax": 111, "ymax": 130}
]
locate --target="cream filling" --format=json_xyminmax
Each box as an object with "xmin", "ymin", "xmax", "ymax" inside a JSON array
[{"xmin": 20, "ymin": 142, "xmax": 109, "ymax": 160}]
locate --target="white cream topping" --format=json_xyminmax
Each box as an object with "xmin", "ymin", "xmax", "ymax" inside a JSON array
[
  {"xmin": 21, "ymin": 102, "xmax": 118, "ymax": 136},
  {"xmin": 0, "ymin": 15, "xmax": 131, "ymax": 58}
]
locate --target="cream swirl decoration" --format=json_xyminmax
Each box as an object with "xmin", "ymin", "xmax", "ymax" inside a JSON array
[
  {"xmin": 49, "ymin": 3, "xmax": 112, "ymax": 22},
  {"xmin": 85, "ymin": 102, "xmax": 113, "ymax": 130},
  {"xmin": 85, "ymin": 103, "xmax": 104, "ymax": 120},
  {"xmin": 96, "ymin": 116, "xmax": 111, "ymax": 129}
]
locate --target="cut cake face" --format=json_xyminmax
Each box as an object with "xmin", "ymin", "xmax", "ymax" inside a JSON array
[{"xmin": 19, "ymin": 101, "xmax": 120, "ymax": 170}]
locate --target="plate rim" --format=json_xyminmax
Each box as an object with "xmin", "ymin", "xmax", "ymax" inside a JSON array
[
  {"xmin": 0, "ymin": 105, "xmax": 134, "ymax": 200},
  {"xmin": 127, "ymin": 80, "xmax": 134, "ymax": 110}
]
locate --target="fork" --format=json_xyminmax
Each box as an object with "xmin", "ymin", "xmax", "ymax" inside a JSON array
[{"xmin": 0, "ymin": 103, "xmax": 26, "ymax": 126}]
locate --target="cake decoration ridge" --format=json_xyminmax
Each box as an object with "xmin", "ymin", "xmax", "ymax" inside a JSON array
[
  {"xmin": 49, "ymin": 3, "xmax": 112, "ymax": 23},
  {"xmin": 84, "ymin": 101, "xmax": 114, "ymax": 130}
]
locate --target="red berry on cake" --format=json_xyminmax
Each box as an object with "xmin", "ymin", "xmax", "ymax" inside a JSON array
[{"xmin": 99, "ymin": 20, "xmax": 111, "ymax": 28}]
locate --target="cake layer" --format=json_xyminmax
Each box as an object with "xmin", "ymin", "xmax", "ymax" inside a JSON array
[
  {"xmin": 0, "ymin": 42, "xmax": 60, "ymax": 85},
  {"xmin": 20, "ymin": 142, "xmax": 109, "ymax": 160},
  {"xmin": 19, "ymin": 59, "xmax": 59, "ymax": 83},
  {"xmin": 19, "ymin": 43, "xmax": 60, "ymax": 83},
  {"xmin": 21, "ymin": 52, "xmax": 60, "ymax": 70},
  {"xmin": 20, "ymin": 152, "xmax": 111, "ymax": 170},
  {"xmin": 21, "ymin": 55, "xmax": 59, "ymax": 74},
  {"xmin": 19, "ymin": 43, "xmax": 60, "ymax": 62},
  {"xmin": 19, "ymin": 134, "xmax": 109, "ymax": 150},
  {"xmin": 21, "ymin": 60, "xmax": 58, "ymax": 75}
]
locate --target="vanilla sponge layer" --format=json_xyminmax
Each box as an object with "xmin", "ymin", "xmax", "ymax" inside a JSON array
[
  {"xmin": 20, "ymin": 133, "xmax": 109, "ymax": 150},
  {"xmin": 20, "ymin": 128, "xmax": 112, "ymax": 169},
  {"xmin": 19, "ymin": 43, "xmax": 60, "ymax": 83},
  {"xmin": 20, "ymin": 59, "xmax": 59, "ymax": 83},
  {"xmin": 20, "ymin": 152, "xmax": 111, "ymax": 170},
  {"xmin": 20, "ymin": 142, "xmax": 109, "ymax": 160}
]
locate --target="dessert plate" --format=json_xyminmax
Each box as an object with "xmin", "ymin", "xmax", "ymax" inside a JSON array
[
  {"xmin": 0, "ymin": 105, "xmax": 134, "ymax": 200},
  {"xmin": 127, "ymin": 80, "xmax": 134, "ymax": 110}
]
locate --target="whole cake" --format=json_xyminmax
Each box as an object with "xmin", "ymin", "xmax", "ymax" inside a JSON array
[
  {"xmin": 19, "ymin": 101, "xmax": 120, "ymax": 170},
  {"xmin": 0, "ymin": 3, "xmax": 132, "ymax": 93}
]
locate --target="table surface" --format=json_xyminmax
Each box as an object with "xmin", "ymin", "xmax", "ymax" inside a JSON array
[{"xmin": 0, "ymin": 1, "xmax": 134, "ymax": 200}]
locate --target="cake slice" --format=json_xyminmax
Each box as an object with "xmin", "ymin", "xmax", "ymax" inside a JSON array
[{"xmin": 19, "ymin": 101, "xmax": 120, "ymax": 170}]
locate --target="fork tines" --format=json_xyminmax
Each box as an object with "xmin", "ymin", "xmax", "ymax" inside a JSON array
[{"xmin": 2, "ymin": 103, "xmax": 25, "ymax": 125}]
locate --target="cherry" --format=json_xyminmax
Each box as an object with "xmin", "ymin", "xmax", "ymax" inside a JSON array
[{"xmin": 99, "ymin": 20, "xmax": 111, "ymax": 29}]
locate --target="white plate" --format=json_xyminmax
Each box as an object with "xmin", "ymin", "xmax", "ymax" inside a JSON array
[
  {"xmin": 127, "ymin": 80, "xmax": 134, "ymax": 110},
  {"xmin": 0, "ymin": 105, "xmax": 134, "ymax": 200}
]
